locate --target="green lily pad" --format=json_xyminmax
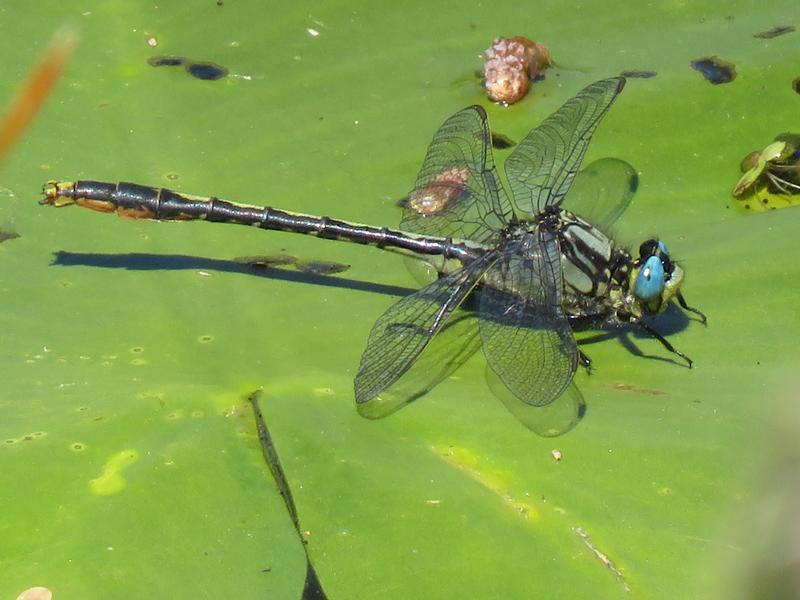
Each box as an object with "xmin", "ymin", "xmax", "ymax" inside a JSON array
[{"xmin": 2, "ymin": 1, "xmax": 799, "ymax": 598}]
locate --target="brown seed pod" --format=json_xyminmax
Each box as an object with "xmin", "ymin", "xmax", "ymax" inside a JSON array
[{"xmin": 483, "ymin": 36, "xmax": 552, "ymax": 105}]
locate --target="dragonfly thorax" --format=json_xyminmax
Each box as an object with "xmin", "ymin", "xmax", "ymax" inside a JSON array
[
  {"xmin": 538, "ymin": 207, "xmax": 622, "ymax": 299},
  {"xmin": 494, "ymin": 206, "xmax": 688, "ymax": 323}
]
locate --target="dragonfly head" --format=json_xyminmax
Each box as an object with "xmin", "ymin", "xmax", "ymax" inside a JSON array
[{"xmin": 630, "ymin": 239, "xmax": 684, "ymax": 314}]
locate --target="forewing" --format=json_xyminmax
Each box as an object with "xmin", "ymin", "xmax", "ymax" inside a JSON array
[
  {"xmin": 505, "ymin": 77, "xmax": 625, "ymax": 215},
  {"xmin": 355, "ymin": 253, "xmax": 496, "ymax": 412},
  {"xmin": 563, "ymin": 157, "xmax": 638, "ymax": 231},
  {"xmin": 399, "ymin": 106, "xmax": 513, "ymax": 243},
  {"xmin": 479, "ymin": 230, "xmax": 578, "ymax": 406}
]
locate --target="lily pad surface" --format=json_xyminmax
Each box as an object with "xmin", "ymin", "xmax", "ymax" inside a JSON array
[{"xmin": 1, "ymin": 1, "xmax": 799, "ymax": 598}]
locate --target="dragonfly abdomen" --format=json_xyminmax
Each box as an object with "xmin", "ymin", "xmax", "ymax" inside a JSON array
[{"xmin": 41, "ymin": 180, "xmax": 483, "ymax": 264}]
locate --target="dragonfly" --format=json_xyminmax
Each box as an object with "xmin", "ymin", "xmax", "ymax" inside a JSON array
[{"xmin": 41, "ymin": 77, "xmax": 705, "ymax": 432}]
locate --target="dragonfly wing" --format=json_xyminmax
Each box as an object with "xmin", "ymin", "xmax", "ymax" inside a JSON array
[
  {"xmin": 504, "ymin": 77, "xmax": 625, "ymax": 215},
  {"xmin": 355, "ymin": 252, "xmax": 497, "ymax": 415},
  {"xmin": 563, "ymin": 157, "xmax": 638, "ymax": 231},
  {"xmin": 479, "ymin": 229, "xmax": 578, "ymax": 406},
  {"xmin": 487, "ymin": 371, "xmax": 586, "ymax": 437},
  {"xmin": 399, "ymin": 106, "xmax": 513, "ymax": 243},
  {"xmin": 358, "ymin": 310, "xmax": 483, "ymax": 420}
]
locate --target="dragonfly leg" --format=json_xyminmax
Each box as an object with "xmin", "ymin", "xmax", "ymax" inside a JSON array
[
  {"xmin": 676, "ymin": 291, "xmax": 707, "ymax": 325},
  {"xmin": 636, "ymin": 321, "xmax": 693, "ymax": 368},
  {"xmin": 578, "ymin": 350, "xmax": 593, "ymax": 374}
]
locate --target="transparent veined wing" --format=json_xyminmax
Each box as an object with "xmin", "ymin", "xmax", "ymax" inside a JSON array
[
  {"xmin": 355, "ymin": 252, "xmax": 497, "ymax": 414},
  {"xmin": 486, "ymin": 369, "xmax": 586, "ymax": 437},
  {"xmin": 504, "ymin": 77, "xmax": 626, "ymax": 216},
  {"xmin": 563, "ymin": 157, "xmax": 638, "ymax": 232},
  {"xmin": 399, "ymin": 106, "xmax": 513, "ymax": 244},
  {"xmin": 357, "ymin": 310, "xmax": 483, "ymax": 420},
  {"xmin": 478, "ymin": 229, "xmax": 578, "ymax": 406}
]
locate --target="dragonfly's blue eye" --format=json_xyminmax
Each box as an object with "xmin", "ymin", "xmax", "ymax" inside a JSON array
[
  {"xmin": 657, "ymin": 241, "xmax": 669, "ymax": 256},
  {"xmin": 635, "ymin": 255, "xmax": 665, "ymax": 300}
]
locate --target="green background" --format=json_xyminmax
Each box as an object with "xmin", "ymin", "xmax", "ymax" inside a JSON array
[{"xmin": 1, "ymin": 1, "xmax": 798, "ymax": 598}]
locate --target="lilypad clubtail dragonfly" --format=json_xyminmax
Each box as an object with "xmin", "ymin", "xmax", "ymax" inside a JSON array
[{"xmin": 41, "ymin": 77, "xmax": 705, "ymax": 429}]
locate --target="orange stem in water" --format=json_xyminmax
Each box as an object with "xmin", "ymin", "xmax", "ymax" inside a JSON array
[{"xmin": 0, "ymin": 26, "xmax": 77, "ymax": 166}]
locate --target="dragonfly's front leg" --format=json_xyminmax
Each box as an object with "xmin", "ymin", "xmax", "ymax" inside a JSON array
[
  {"xmin": 676, "ymin": 291, "xmax": 707, "ymax": 325},
  {"xmin": 635, "ymin": 320, "xmax": 694, "ymax": 368}
]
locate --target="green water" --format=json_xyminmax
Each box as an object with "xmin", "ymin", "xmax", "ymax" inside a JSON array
[{"xmin": 1, "ymin": 1, "xmax": 799, "ymax": 598}]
